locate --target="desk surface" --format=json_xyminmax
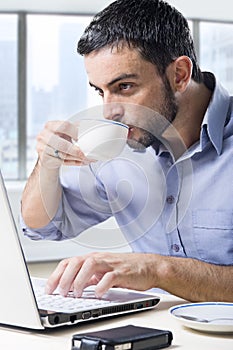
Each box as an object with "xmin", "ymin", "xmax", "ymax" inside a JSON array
[{"xmin": 0, "ymin": 294, "xmax": 232, "ymax": 350}]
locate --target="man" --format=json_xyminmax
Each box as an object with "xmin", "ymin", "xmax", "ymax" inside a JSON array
[{"xmin": 21, "ymin": 0, "xmax": 233, "ymax": 302}]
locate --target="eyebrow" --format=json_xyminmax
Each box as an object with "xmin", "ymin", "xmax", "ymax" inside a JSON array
[{"xmin": 89, "ymin": 73, "xmax": 139, "ymax": 90}]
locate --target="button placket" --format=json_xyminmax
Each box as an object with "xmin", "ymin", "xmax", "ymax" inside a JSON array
[
  {"xmin": 160, "ymin": 155, "xmax": 190, "ymax": 257},
  {"xmin": 171, "ymin": 243, "xmax": 180, "ymax": 253},
  {"xmin": 166, "ymin": 195, "xmax": 175, "ymax": 204}
]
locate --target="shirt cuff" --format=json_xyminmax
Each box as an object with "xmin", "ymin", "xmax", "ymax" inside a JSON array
[{"xmin": 19, "ymin": 212, "xmax": 63, "ymax": 241}]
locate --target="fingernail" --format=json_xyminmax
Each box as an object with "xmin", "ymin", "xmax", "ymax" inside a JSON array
[
  {"xmin": 74, "ymin": 290, "xmax": 82, "ymax": 298},
  {"xmin": 45, "ymin": 286, "xmax": 51, "ymax": 294},
  {"xmin": 59, "ymin": 288, "xmax": 67, "ymax": 296},
  {"xmin": 95, "ymin": 291, "xmax": 102, "ymax": 299}
]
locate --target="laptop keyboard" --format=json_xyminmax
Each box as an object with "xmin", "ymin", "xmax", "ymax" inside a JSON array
[
  {"xmin": 35, "ymin": 288, "xmax": 112, "ymax": 313},
  {"xmin": 31, "ymin": 277, "xmax": 158, "ymax": 316}
]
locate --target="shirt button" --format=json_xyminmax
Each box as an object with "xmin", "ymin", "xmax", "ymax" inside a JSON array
[
  {"xmin": 171, "ymin": 244, "xmax": 180, "ymax": 252},
  {"xmin": 166, "ymin": 195, "xmax": 175, "ymax": 204}
]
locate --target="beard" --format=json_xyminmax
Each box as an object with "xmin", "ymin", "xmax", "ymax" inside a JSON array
[
  {"xmin": 127, "ymin": 130, "xmax": 156, "ymax": 150},
  {"xmin": 127, "ymin": 76, "xmax": 178, "ymax": 151}
]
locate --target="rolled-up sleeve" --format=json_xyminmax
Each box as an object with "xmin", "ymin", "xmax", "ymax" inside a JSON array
[
  {"xmin": 20, "ymin": 200, "xmax": 64, "ymax": 241},
  {"xmin": 20, "ymin": 164, "xmax": 112, "ymax": 241}
]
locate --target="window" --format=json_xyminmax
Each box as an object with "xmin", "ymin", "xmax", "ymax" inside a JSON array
[
  {"xmin": 0, "ymin": 14, "xmax": 92, "ymax": 180},
  {"xmin": 0, "ymin": 15, "xmax": 17, "ymax": 179},
  {"xmin": 200, "ymin": 21, "xmax": 233, "ymax": 94},
  {"xmin": 27, "ymin": 15, "xmax": 92, "ymax": 176}
]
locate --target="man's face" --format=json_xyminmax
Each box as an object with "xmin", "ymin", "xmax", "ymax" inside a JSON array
[{"xmin": 84, "ymin": 45, "xmax": 178, "ymax": 150}]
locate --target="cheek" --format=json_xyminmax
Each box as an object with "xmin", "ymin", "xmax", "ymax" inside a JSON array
[
  {"xmin": 123, "ymin": 104, "xmax": 156, "ymax": 130},
  {"xmin": 134, "ymin": 85, "xmax": 164, "ymax": 109}
]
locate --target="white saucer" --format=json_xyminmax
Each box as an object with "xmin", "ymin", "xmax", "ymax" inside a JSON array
[{"xmin": 170, "ymin": 302, "xmax": 233, "ymax": 333}]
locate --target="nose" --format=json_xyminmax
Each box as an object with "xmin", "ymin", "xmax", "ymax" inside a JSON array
[{"xmin": 103, "ymin": 102, "xmax": 125, "ymax": 122}]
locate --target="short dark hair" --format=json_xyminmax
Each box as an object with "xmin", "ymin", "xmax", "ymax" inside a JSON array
[{"xmin": 77, "ymin": 0, "xmax": 202, "ymax": 82}]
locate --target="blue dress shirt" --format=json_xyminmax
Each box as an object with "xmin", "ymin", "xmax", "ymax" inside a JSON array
[{"xmin": 23, "ymin": 74, "xmax": 233, "ymax": 266}]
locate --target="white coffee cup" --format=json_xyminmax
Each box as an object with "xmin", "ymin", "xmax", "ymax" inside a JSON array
[{"xmin": 74, "ymin": 119, "xmax": 129, "ymax": 161}]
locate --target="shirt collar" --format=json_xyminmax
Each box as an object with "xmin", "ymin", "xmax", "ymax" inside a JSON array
[{"xmin": 201, "ymin": 73, "xmax": 231, "ymax": 155}]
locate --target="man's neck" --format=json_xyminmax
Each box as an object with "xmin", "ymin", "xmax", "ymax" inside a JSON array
[{"xmin": 162, "ymin": 80, "xmax": 213, "ymax": 158}]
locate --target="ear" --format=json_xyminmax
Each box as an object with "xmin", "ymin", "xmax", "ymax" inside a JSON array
[{"xmin": 167, "ymin": 56, "xmax": 193, "ymax": 93}]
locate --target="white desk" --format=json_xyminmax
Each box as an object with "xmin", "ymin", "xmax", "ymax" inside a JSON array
[{"xmin": 0, "ymin": 294, "xmax": 232, "ymax": 350}]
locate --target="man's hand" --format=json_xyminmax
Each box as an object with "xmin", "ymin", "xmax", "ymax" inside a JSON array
[
  {"xmin": 45, "ymin": 252, "xmax": 160, "ymax": 298},
  {"xmin": 45, "ymin": 252, "xmax": 233, "ymax": 302},
  {"xmin": 36, "ymin": 120, "xmax": 91, "ymax": 169},
  {"xmin": 21, "ymin": 120, "xmax": 94, "ymax": 229}
]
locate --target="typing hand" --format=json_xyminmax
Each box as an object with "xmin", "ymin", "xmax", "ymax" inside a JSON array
[{"xmin": 45, "ymin": 252, "xmax": 158, "ymax": 298}]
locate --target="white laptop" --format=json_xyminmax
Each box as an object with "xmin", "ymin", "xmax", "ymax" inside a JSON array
[{"xmin": 0, "ymin": 170, "xmax": 160, "ymax": 330}]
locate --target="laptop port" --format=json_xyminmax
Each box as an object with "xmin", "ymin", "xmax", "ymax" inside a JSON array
[
  {"xmin": 82, "ymin": 311, "xmax": 91, "ymax": 320},
  {"xmin": 53, "ymin": 316, "xmax": 60, "ymax": 324},
  {"xmin": 70, "ymin": 315, "xmax": 77, "ymax": 323}
]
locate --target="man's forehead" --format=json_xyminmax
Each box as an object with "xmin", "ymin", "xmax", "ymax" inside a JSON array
[
  {"xmin": 84, "ymin": 45, "xmax": 155, "ymax": 79},
  {"xmin": 84, "ymin": 45, "xmax": 142, "ymax": 63},
  {"xmin": 84, "ymin": 45, "xmax": 161, "ymax": 89},
  {"xmin": 84, "ymin": 46, "xmax": 141, "ymax": 78}
]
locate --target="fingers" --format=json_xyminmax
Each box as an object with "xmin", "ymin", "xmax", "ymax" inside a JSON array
[
  {"xmin": 45, "ymin": 253, "xmax": 152, "ymax": 299},
  {"xmin": 45, "ymin": 255, "xmax": 99, "ymax": 296},
  {"xmin": 72, "ymin": 256, "xmax": 110, "ymax": 297},
  {"xmin": 94, "ymin": 271, "xmax": 118, "ymax": 298},
  {"xmin": 45, "ymin": 254, "xmax": 117, "ymax": 298},
  {"xmin": 45, "ymin": 258, "xmax": 69, "ymax": 294},
  {"xmin": 46, "ymin": 120, "xmax": 78, "ymax": 142},
  {"xmin": 36, "ymin": 120, "xmax": 91, "ymax": 167},
  {"xmin": 45, "ymin": 257, "xmax": 83, "ymax": 295},
  {"xmin": 37, "ymin": 121, "xmax": 76, "ymax": 151},
  {"xmin": 56, "ymin": 257, "xmax": 84, "ymax": 296}
]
